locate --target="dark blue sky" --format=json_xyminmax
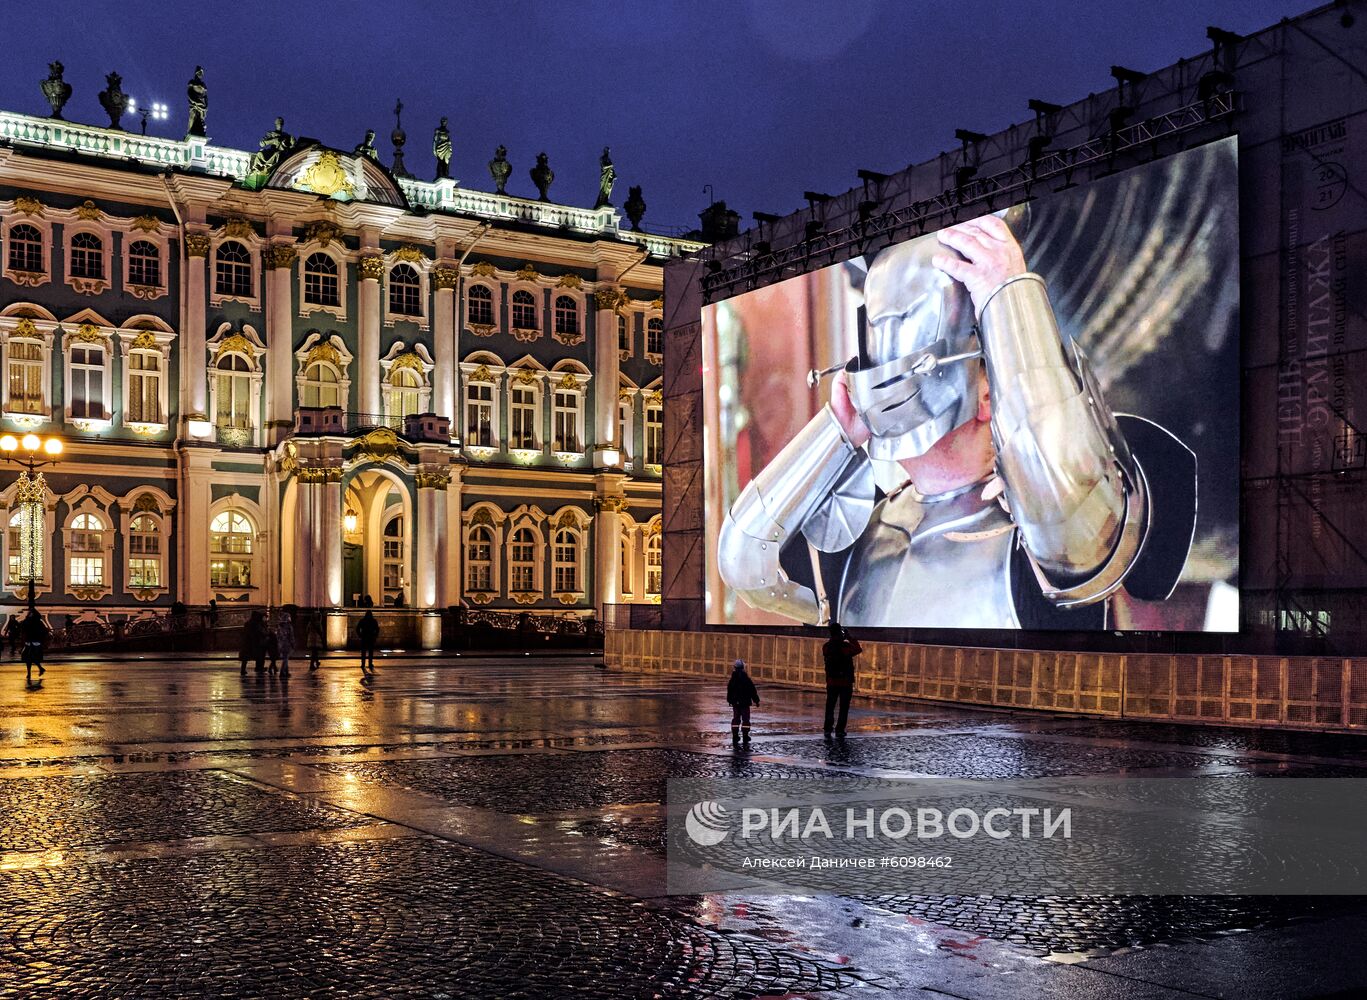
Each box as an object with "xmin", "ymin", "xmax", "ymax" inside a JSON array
[{"xmin": 3, "ymin": 0, "xmax": 1310, "ymax": 234}]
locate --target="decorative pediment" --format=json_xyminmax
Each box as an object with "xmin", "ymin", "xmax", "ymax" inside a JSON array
[
  {"xmin": 556, "ymin": 373, "xmax": 581, "ymax": 390},
  {"xmin": 468, "ymin": 364, "xmax": 494, "ymax": 383},
  {"xmin": 511, "ymin": 367, "xmax": 539, "ymax": 386},
  {"xmin": 469, "ymin": 261, "xmax": 496, "ymax": 278},
  {"xmin": 356, "ymin": 426, "xmax": 401, "ymax": 463},
  {"xmin": 75, "ymin": 200, "xmax": 102, "ymax": 221},
  {"xmin": 130, "ymin": 215, "xmax": 161, "ymax": 233},
  {"xmin": 267, "ymin": 143, "xmax": 409, "ymax": 209},
  {"xmin": 556, "ymin": 273, "xmax": 583, "ymax": 289},
  {"xmin": 393, "ymin": 244, "xmax": 426, "ymax": 263},
  {"xmin": 469, "ymin": 507, "xmax": 497, "ymax": 527},
  {"xmin": 222, "ymin": 218, "xmax": 255, "ymax": 240},
  {"xmin": 13, "ymin": 195, "xmax": 43, "ymax": 217},
  {"xmin": 73, "ymin": 323, "xmax": 108, "ymax": 344},
  {"xmin": 214, "ymin": 333, "xmax": 256, "ymax": 360},
  {"xmin": 514, "ymin": 264, "xmax": 540, "ymax": 283}
]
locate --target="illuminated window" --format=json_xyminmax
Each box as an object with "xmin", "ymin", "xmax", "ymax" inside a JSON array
[
  {"xmin": 68, "ymin": 512, "xmax": 106, "ymax": 586},
  {"xmin": 553, "ymin": 527, "xmax": 578, "ymax": 593},
  {"xmin": 466, "ymin": 284, "xmax": 494, "ymax": 326},
  {"xmin": 465, "ymin": 380, "xmax": 494, "ymax": 448},
  {"xmin": 69, "ymin": 344, "xmax": 106, "ymax": 420},
  {"xmin": 209, "ymin": 508, "xmax": 254, "ymax": 588},
  {"xmin": 127, "ymin": 240, "xmax": 161, "ymax": 287},
  {"xmin": 70, "ymin": 232, "xmax": 104, "ymax": 280},
  {"xmin": 215, "ymin": 240, "xmax": 253, "ymax": 297},
  {"xmin": 215, "ymin": 354, "xmax": 253, "ymax": 430},
  {"xmin": 644, "ymin": 400, "xmax": 663, "ymax": 464},
  {"xmin": 510, "ymin": 384, "xmax": 538, "ymax": 449},
  {"xmin": 467, "ymin": 526, "xmax": 492, "ymax": 592},
  {"xmin": 617, "ymin": 313, "xmax": 629, "ymax": 353},
  {"xmin": 512, "ymin": 290, "xmax": 537, "ymax": 329},
  {"xmin": 389, "ymin": 367, "xmax": 422, "ymax": 419},
  {"xmin": 7, "ymin": 339, "xmax": 45, "ymax": 415},
  {"xmin": 552, "ymin": 389, "xmax": 579, "ymax": 452},
  {"xmin": 618, "ymin": 397, "xmax": 634, "ymax": 461},
  {"xmin": 620, "ymin": 537, "xmax": 633, "ymax": 596},
  {"xmin": 300, "ymin": 360, "xmax": 341, "ymax": 409},
  {"xmin": 509, "ymin": 527, "xmax": 536, "ymax": 592},
  {"xmin": 127, "ymin": 349, "xmax": 163, "ymax": 424},
  {"xmin": 645, "ymin": 533, "xmax": 662, "ymax": 596},
  {"xmin": 128, "ymin": 513, "xmax": 161, "ymax": 588},
  {"xmin": 553, "ymin": 295, "xmax": 578, "ymax": 337},
  {"xmin": 388, "ymin": 263, "xmax": 422, "ymax": 316},
  {"xmin": 382, "ymin": 514, "xmax": 405, "ymax": 604},
  {"xmin": 303, "ymin": 253, "xmax": 340, "ymax": 307},
  {"xmin": 647, "ymin": 317, "xmax": 663, "ymax": 355},
  {"xmin": 7, "ymin": 224, "xmax": 44, "ymax": 273}
]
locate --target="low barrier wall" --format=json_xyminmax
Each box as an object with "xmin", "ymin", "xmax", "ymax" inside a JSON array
[{"xmin": 605, "ymin": 630, "xmax": 1367, "ymax": 732}]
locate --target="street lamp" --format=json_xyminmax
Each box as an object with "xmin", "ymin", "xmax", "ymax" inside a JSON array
[
  {"xmin": 344, "ymin": 507, "xmax": 359, "ymax": 534},
  {"xmin": 0, "ymin": 433, "xmax": 63, "ymax": 614},
  {"xmin": 128, "ymin": 97, "xmax": 168, "ymax": 136}
]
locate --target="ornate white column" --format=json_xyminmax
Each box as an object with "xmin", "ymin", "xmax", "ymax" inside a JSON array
[
  {"xmin": 265, "ymin": 243, "xmax": 297, "ymax": 442},
  {"xmin": 592, "ymin": 287, "xmax": 624, "ymax": 465},
  {"xmin": 594, "ymin": 489, "xmax": 626, "ymax": 615},
  {"xmin": 183, "ymin": 229, "xmax": 211, "ymax": 426},
  {"xmin": 179, "ymin": 447, "xmax": 217, "ymax": 604},
  {"xmin": 323, "ymin": 471, "xmax": 343, "ymax": 607},
  {"xmin": 292, "ymin": 475, "xmax": 320, "ymax": 607},
  {"xmin": 358, "ymin": 251, "xmax": 383, "ymax": 416},
  {"xmin": 414, "ymin": 470, "xmax": 446, "ymax": 609},
  {"xmin": 442, "ymin": 470, "xmax": 464, "ymax": 607},
  {"xmin": 433, "ymin": 264, "xmax": 458, "ymax": 427}
]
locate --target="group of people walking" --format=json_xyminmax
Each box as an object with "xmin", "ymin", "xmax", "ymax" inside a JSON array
[
  {"xmin": 5, "ymin": 610, "xmax": 51, "ymax": 683},
  {"xmin": 726, "ymin": 618, "xmax": 863, "ymax": 745},
  {"xmin": 239, "ymin": 607, "xmax": 314, "ymax": 676}
]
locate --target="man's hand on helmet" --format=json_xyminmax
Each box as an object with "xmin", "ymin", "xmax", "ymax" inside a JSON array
[
  {"xmin": 932, "ymin": 215, "xmax": 1027, "ymax": 316},
  {"xmin": 830, "ymin": 370, "xmax": 871, "ymax": 448}
]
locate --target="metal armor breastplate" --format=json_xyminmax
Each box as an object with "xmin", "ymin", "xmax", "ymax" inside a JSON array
[{"xmin": 836, "ymin": 480, "xmax": 1020, "ymax": 629}]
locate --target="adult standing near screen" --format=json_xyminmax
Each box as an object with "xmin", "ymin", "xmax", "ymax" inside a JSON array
[
  {"xmin": 717, "ymin": 211, "xmax": 1196, "ymax": 631},
  {"xmin": 822, "ymin": 619, "xmax": 860, "ymax": 737}
]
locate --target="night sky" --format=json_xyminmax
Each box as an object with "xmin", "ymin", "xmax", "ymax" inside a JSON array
[{"xmin": 2, "ymin": 0, "xmax": 1311, "ymax": 235}]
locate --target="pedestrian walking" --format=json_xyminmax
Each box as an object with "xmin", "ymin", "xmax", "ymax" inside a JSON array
[
  {"xmin": 21, "ymin": 610, "xmax": 50, "ymax": 682},
  {"xmin": 357, "ymin": 609, "xmax": 380, "ymax": 676},
  {"xmin": 305, "ymin": 614, "xmax": 324, "ymax": 671},
  {"xmin": 727, "ymin": 658, "xmax": 760, "ymax": 746},
  {"xmin": 275, "ymin": 608, "xmax": 295, "ymax": 677},
  {"xmin": 822, "ymin": 619, "xmax": 861, "ymax": 737},
  {"xmin": 242, "ymin": 610, "xmax": 268, "ymax": 676}
]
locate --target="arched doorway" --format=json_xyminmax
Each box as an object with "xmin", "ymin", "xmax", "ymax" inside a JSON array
[{"xmin": 341, "ymin": 467, "xmax": 413, "ymax": 607}]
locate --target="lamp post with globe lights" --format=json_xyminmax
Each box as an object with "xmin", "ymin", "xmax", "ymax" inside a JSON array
[{"xmin": 0, "ymin": 433, "xmax": 64, "ymax": 615}]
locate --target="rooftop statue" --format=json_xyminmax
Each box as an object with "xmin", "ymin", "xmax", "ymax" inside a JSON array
[
  {"xmin": 390, "ymin": 100, "xmax": 410, "ymax": 178},
  {"xmin": 624, "ymin": 185, "xmax": 647, "ymax": 232},
  {"xmin": 489, "ymin": 145, "xmax": 511, "ymax": 194},
  {"xmin": 98, "ymin": 72, "xmax": 128, "ymax": 130},
  {"xmin": 433, "ymin": 117, "xmax": 452, "ymax": 180},
  {"xmin": 248, "ymin": 117, "xmax": 294, "ymax": 178},
  {"xmin": 530, "ymin": 151, "xmax": 554, "ymax": 202},
  {"xmin": 186, "ymin": 66, "xmax": 207, "ymax": 137},
  {"xmin": 354, "ymin": 129, "xmax": 380, "ymax": 161},
  {"xmin": 595, "ymin": 146, "xmax": 615, "ymax": 209},
  {"xmin": 41, "ymin": 61, "xmax": 72, "ymax": 120}
]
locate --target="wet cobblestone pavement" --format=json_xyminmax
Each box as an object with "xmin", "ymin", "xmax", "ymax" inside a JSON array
[{"xmin": 1, "ymin": 654, "xmax": 1366, "ymax": 997}]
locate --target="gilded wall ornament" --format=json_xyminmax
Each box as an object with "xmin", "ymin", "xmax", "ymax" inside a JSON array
[
  {"xmin": 357, "ymin": 427, "xmax": 401, "ymax": 462},
  {"xmin": 556, "ymin": 373, "xmax": 580, "ymax": 390},
  {"xmin": 214, "ymin": 333, "xmax": 256, "ymax": 360},
  {"xmin": 433, "ymin": 266, "xmax": 459, "ymax": 289},
  {"xmin": 358, "ymin": 255, "xmax": 384, "ymax": 281},
  {"xmin": 9, "ymin": 272, "xmax": 46, "ymax": 287},
  {"xmin": 510, "ymin": 327, "xmax": 542, "ymax": 343},
  {"xmin": 511, "ymin": 592, "xmax": 538, "ymax": 605},
  {"xmin": 555, "ymin": 508, "xmax": 581, "ymax": 529},
  {"xmin": 267, "ymin": 245, "xmax": 298, "ymax": 270},
  {"xmin": 469, "ymin": 507, "xmax": 496, "ymax": 527},
  {"xmin": 130, "ymin": 215, "xmax": 160, "ymax": 233},
  {"xmin": 597, "ymin": 495, "xmax": 629, "ymax": 513},
  {"xmin": 222, "ymin": 218, "xmax": 254, "ymax": 240},
  {"xmin": 74, "ymin": 323, "xmax": 107, "ymax": 344},
  {"xmin": 647, "ymin": 390, "xmax": 663, "ymax": 404},
  {"xmin": 302, "ymin": 220, "xmax": 343, "ymax": 247},
  {"xmin": 511, "ymin": 367, "xmax": 539, "ymax": 386},
  {"xmin": 390, "ymin": 352, "xmax": 425, "ymax": 372},
  {"xmin": 295, "ymin": 151, "xmax": 355, "ymax": 200},
  {"xmin": 415, "ymin": 470, "xmax": 451, "ymax": 490},
  {"xmin": 556, "ymin": 273, "xmax": 583, "ymax": 290},
  {"xmin": 469, "ymin": 261, "xmax": 497, "ymax": 278},
  {"xmin": 13, "ymin": 196, "xmax": 43, "ymax": 216},
  {"xmin": 130, "ymin": 329, "xmax": 159, "ymax": 351},
  {"xmin": 305, "ymin": 342, "xmax": 342, "ymax": 368},
  {"xmin": 594, "ymin": 287, "xmax": 626, "ymax": 311},
  {"xmin": 650, "ymin": 297, "xmax": 664, "ymax": 310},
  {"xmin": 14, "ymin": 318, "xmax": 40, "ymax": 338},
  {"xmin": 184, "ymin": 234, "xmax": 211, "ymax": 257},
  {"xmin": 132, "ymin": 493, "xmax": 161, "ymax": 514},
  {"xmin": 618, "ymin": 387, "xmax": 634, "ymax": 402},
  {"xmin": 514, "ymin": 264, "xmax": 540, "ymax": 283},
  {"xmin": 393, "ymin": 244, "xmax": 426, "ymax": 263},
  {"xmin": 75, "ymin": 200, "xmax": 102, "ymax": 221},
  {"xmin": 468, "ymin": 323, "xmax": 497, "ymax": 338},
  {"xmin": 468, "ymin": 364, "xmax": 494, "ymax": 383},
  {"xmin": 552, "ymin": 329, "xmax": 585, "ymax": 347},
  {"xmin": 468, "ymin": 591, "xmax": 493, "ymax": 605}
]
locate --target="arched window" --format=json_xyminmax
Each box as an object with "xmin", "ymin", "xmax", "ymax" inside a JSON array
[
  {"xmin": 215, "ymin": 354, "xmax": 253, "ymax": 430},
  {"xmin": 465, "ymin": 379, "xmax": 495, "ymax": 448},
  {"xmin": 647, "ymin": 317, "xmax": 663, "ymax": 355},
  {"xmin": 511, "ymin": 290, "xmax": 537, "ymax": 330},
  {"xmin": 645, "ymin": 533, "xmax": 662, "ymax": 597},
  {"xmin": 7, "ymin": 338, "xmax": 45, "ymax": 415},
  {"xmin": 209, "ymin": 508, "xmax": 255, "ymax": 588},
  {"xmin": 466, "ymin": 284, "xmax": 494, "ymax": 326},
  {"xmin": 467, "ymin": 526, "xmax": 493, "ymax": 592},
  {"xmin": 127, "ymin": 348, "xmax": 163, "ymax": 424},
  {"xmin": 553, "ymin": 527, "xmax": 578, "ymax": 593},
  {"xmin": 7, "ymin": 224, "xmax": 44, "ymax": 273},
  {"xmin": 70, "ymin": 343, "xmax": 106, "ymax": 420},
  {"xmin": 509, "ymin": 527, "xmax": 536, "ymax": 593},
  {"xmin": 300, "ymin": 361, "xmax": 341, "ymax": 408},
  {"xmin": 382, "ymin": 514, "xmax": 406, "ymax": 604},
  {"xmin": 70, "ymin": 232, "xmax": 104, "ymax": 280},
  {"xmin": 617, "ymin": 313, "xmax": 630, "ymax": 354},
  {"xmin": 128, "ymin": 513, "xmax": 162, "ymax": 588},
  {"xmin": 303, "ymin": 253, "xmax": 340, "ymax": 307},
  {"xmin": 388, "ymin": 263, "xmax": 421, "ymax": 316},
  {"xmin": 390, "ymin": 367, "xmax": 422, "ymax": 419},
  {"xmin": 127, "ymin": 240, "xmax": 161, "ymax": 287},
  {"xmin": 215, "ymin": 240, "xmax": 253, "ymax": 297},
  {"xmin": 68, "ymin": 512, "xmax": 106, "ymax": 586},
  {"xmin": 645, "ymin": 399, "xmax": 663, "ymax": 465},
  {"xmin": 553, "ymin": 295, "xmax": 578, "ymax": 337}
]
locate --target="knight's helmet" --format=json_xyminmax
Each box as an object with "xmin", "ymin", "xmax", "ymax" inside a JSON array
[{"xmin": 846, "ymin": 206, "xmax": 1028, "ymax": 462}]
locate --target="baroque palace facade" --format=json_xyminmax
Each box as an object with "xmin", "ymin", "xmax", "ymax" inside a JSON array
[{"xmin": 0, "ymin": 106, "xmax": 700, "ymax": 634}]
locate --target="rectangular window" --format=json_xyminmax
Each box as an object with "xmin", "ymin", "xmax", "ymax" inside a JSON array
[
  {"xmin": 70, "ymin": 345, "xmax": 105, "ymax": 420},
  {"xmin": 552, "ymin": 390, "xmax": 578, "ymax": 452},
  {"xmin": 645, "ymin": 405, "xmax": 663, "ymax": 464},
  {"xmin": 618, "ymin": 314, "xmax": 630, "ymax": 353},
  {"xmin": 510, "ymin": 386, "xmax": 537, "ymax": 449},
  {"xmin": 554, "ymin": 542, "xmax": 577, "ymax": 592},
  {"xmin": 465, "ymin": 383, "xmax": 494, "ymax": 448},
  {"xmin": 129, "ymin": 557, "xmax": 161, "ymax": 588},
  {"xmin": 7, "ymin": 341, "xmax": 44, "ymax": 415},
  {"xmin": 70, "ymin": 555, "xmax": 104, "ymax": 586}
]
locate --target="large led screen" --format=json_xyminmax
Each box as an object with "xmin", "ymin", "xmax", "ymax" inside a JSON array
[{"xmin": 702, "ymin": 137, "xmax": 1239, "ymax": 632}]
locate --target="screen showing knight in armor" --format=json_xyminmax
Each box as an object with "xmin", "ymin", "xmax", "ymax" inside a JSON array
[{"xmin": 702, "ymin": 137, "xmax": 1239, "ymax": 632}]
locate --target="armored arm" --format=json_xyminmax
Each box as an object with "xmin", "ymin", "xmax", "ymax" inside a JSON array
[
  {"xmin": 717, "ymin": 405, "xmax": 874, "ymax": 623},
  {"xmin": 979, "ymin": 273, "xmax": 1148, "ymax": 606}
]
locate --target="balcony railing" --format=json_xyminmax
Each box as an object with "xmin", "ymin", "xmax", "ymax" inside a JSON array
[{"xmin": 293, "ymin": 408, "xmax": 450, "ymax": 442}]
